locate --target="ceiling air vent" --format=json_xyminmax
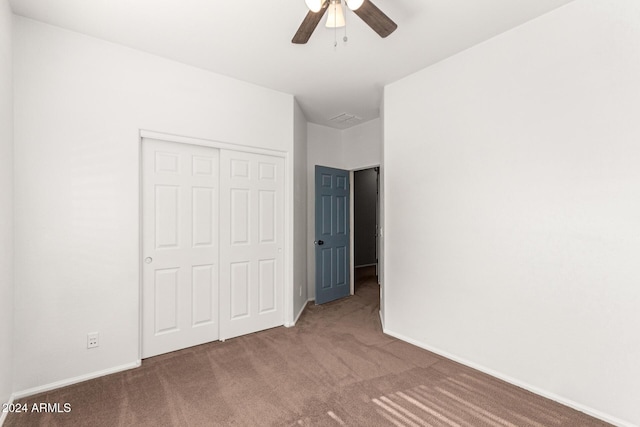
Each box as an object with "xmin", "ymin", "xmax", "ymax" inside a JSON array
[{"xmin": 328, "ymin": 113, "xmax": 362, "ymax": 124}]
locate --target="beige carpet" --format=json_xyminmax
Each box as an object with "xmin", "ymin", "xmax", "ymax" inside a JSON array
[{"xmin": 6, "ymin": 268, "xmax": 609, "ymax": 426}]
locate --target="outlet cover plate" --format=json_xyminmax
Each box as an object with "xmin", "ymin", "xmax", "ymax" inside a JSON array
[{"xmin": 87, "ymin": 332, "xmax": 99, "ymax": 349}]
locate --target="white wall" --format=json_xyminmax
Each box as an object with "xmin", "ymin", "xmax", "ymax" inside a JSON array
[
  {"xmin": 306, "ymin": 119, "xmax": 382, "ymax": 300},
  {"xmin": 384, "ymin": 1, "xmax": 640, "ymax": 425},
  {"xmin": 342, "ymin": 119, "xmax": 382, "ymax": 170},
  {"xmin": 0, "ymin": 0, "xmax": 14, "ymax": 413},
  {"xmin": 292, "ymin": 101, "xmax": 308, "ymax": 320},
  {"xmin": 13, "ymin": 17, "xmax": 294, "ymax": 394}
]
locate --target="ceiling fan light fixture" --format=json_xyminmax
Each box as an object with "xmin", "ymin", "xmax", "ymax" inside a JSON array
[
  {"xmin": 305, "ymin": 0, "xmax": 324, "ymax": 13},
  {"xmin": 346, "ymin": 0, "xmax": 364, "ymax": 10},
  {"xmin": 325, "ymin": 0, "xmax": 345, "ymax": 28}
]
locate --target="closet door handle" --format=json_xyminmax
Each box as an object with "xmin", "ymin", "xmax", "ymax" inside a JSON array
[
  {"xmin": 145, "ymin": 257, "xmax": 153, "ymax": 264},
  {"xmin": 315, "ymin": 240, "xmax": 324, "ymax": 246}
]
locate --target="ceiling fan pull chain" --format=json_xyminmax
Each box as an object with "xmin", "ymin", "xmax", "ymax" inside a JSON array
[
  {"xmin": 343, "ymin": 2, "xmax": 348, "ymax": 43},
  {"xmin": 333, "ymin": 2, "xmax": 338, "ymax": 48}
]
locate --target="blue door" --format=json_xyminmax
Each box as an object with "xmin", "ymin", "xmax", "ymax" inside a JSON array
[{"xmin": 315, "ymin": 165, "xmax": 350, "ymax": 304}]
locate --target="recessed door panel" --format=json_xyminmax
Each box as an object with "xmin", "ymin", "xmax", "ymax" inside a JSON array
[
  {"xmin": 154, "ymin": 268, "xmax": 179, "ymax": 334},
  {"xmin": 336, "ymin": 175, "xmax": 347, "ymax": 190},
  {"xmin": 337, "ymin": 195, "xmax": 347, "ymax": 235},
  {"xmin": 155, "ymin": 186, "xmax": 179, "ymax": 249},
  {"xmin": 231, "ymin": 159, "xmax": 250, "ymax": 178},
  {"xmin": 192, "ymin": 187, "xmax": 214, "ymax": 247},
  {"xmin": 336, "ymin": 246, "xmax": 347, "ymax": 286},
  {"xmin": 321, "ymin": 248, "xmax": 333, "ymax": 289},
  {"xmin": 231, "ymin": 189, "xmax": 250, "ymax": 245},
  {"xmin": 155, "ymin": 152, "xmax": 179, "ymax": 174},
  {"xmin": 321, "ymin": 195, "xmax": 332, "ymax": 236},
  {"xmin": 230, "ymin": 262, "xmax": 250, "ymax": 319},
  {"xmin": 321, "ymin": 174, "xmax": 332, "ymax": 188},
  {"xmin": 259, "ymin": 190, "xmax": 276, "ymax": 243},
  {"xmin": 193, "ymin": 156, "xmax": 213, "ymax": 176},
  {"xmin": 192, "ymin": 264, "xmax": 215, "ymax": 327},
  {"xmin": 259, "ymin": 162, "xmax": 276, "ymax": 181},
  {"xmin": 259, "ymin": 259, "xmax": 276, "ymax": 313}
]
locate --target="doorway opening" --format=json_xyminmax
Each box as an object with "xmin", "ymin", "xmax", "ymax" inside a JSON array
[{"xmin": 352, "ymin": 166, "xmax": 380, "ymax": 293}]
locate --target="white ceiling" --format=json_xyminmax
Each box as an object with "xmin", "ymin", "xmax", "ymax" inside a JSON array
[{"xmin": 9, "ymin": 0, "xmax": 574, "ymax": 129}]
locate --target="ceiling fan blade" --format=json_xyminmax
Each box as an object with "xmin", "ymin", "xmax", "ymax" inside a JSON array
[
  {"xmin": 292, "ymin": 2, "xmax": 330, "ymax": 44},
  {"xmin": 353, "ymin": 0, "xmax": 397, "ymax": 38}
]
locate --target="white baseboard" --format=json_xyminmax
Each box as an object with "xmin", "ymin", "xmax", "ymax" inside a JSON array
[
  {"xmin": 382, "ymin": 328, "xmax": 634, "ymax": 427},
  {"xmin": 12, "ymin": 361, "xmax": 141, "ymax": 401},
  {"xmin": 0, "ymin": 394, "xmax": 15, "ymax": 426},
  {"xmin": 379, "ymin": 310, "xmax": 385, "ymax": 329},
  {"xmin": 285, "ymin": 298, "xmax": 314, "ymax": 327}
]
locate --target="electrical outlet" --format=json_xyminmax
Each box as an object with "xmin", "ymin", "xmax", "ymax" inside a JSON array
[{"xmin": 87, "ymin": 332, "xmax": 99, "ymax": 349}]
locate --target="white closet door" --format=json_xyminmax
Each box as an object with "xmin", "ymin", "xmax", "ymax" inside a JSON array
[
  {"xmin": 142, "ymin": 139, "xmax": 220, "ymax": 358},
  {"xmin": 219, "ymin": 150, "xmax": 285, "ymax": 340}
]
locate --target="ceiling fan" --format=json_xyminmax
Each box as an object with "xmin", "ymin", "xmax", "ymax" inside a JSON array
[{"xmin": 292, "ymin": 0, "xmax": 397, "ymax": 44}]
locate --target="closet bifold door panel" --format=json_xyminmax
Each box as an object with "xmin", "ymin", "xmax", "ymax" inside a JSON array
[
  {"xmin": 219, "ymin": 150, "xmax": 285, "ymax": 340},
  {"xmin": 142, "ymin": 139, "xmax": 220, "ymax": 359}
]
